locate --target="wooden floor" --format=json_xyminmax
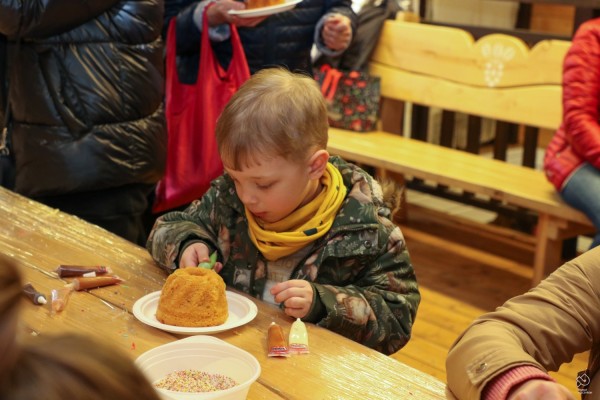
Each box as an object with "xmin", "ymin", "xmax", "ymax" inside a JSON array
[{"xmin": 389, "ymin": 202, "xmax": 589, "ymax": 398}]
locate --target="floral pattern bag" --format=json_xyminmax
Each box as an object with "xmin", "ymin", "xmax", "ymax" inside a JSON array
[{"xmin": 315, "ymin": 65, "xmax": 381, "ymax": 132}]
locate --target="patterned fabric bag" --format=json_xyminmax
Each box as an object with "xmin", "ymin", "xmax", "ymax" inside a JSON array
[{"xmin": 315, "ymin": 65, "xmax": 381, "ymax": 132}]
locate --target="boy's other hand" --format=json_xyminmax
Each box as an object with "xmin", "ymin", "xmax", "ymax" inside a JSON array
[
  {"xmin": 270, "ymin": 279, "xmax": 313, "ymax": 319},
  {"xmin": 179, "ymin": 243, "xmax": 223, "ymax": 272},
  {"xmin": 507, "ymin": 380, "xmax": 575, "ymax": 400}
]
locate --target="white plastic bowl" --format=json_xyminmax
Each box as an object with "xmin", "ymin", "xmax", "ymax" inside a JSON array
[{"xmin": 136, "ymin": 336, "xmax": 261, "ymax": 400}]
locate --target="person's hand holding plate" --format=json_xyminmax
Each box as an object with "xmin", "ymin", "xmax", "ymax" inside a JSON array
[{"xmin": 208, "ymin": 0, "xmax": 268, "ymax": 27}]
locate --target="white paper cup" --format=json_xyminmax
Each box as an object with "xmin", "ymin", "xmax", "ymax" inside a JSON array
[{"xmin": 136, "ymin": 336, "xmax": 260, "ymax": 400}]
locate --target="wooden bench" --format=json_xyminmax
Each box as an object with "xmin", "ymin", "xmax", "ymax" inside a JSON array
[{"xmin": 326, "ymin": 19, "xmax": 594, "ymax": 286}]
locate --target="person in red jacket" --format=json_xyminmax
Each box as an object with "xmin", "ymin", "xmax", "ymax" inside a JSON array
[{"xmin": 544, "ymin": 18, "xmax": 600, "ymax": 250}]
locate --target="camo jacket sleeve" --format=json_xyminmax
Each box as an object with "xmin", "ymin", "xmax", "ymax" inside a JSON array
[
  {"xmin": 302, "ymin": 218, "xmax": 420, "ymax": 355},
  {"xmin": 146, "ymin": 184, "xmax": 223, "ymax": 272}
]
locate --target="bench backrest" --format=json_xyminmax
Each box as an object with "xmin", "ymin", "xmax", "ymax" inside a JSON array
[
  {"xmin": 335, "ymin": 20, "xmax": 585, "ymax": 223},
  {"xmin": 370, "ymin": 20, "xmax": 572, "ymax": 160},
  {"xmin": 327, "ymin": 20, "xmax": 591, "ymax": 284}
]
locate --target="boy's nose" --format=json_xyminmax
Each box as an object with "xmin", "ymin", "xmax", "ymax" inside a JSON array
[{"xmin": 238, "ymin": 189, "xmax": 257, "ymax": 206}]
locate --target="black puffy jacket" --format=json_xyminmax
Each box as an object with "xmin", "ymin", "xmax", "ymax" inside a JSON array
[
  {"xmin": 0, "ymin": 0, "xmax": 167, "ymax": 197},
  {"xmin": 165, "ymin": 0, "xmax": 356, "ymax": 81}
]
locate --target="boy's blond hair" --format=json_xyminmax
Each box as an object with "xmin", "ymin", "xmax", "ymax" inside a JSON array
[{"xmin": 216, "ymin": 68, "xmax": 328, "ymax": 170}]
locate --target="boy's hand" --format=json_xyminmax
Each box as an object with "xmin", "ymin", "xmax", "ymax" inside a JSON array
[
  {"xmin": 179, "ymin": 243, "xmax": 223, "ymax": 272},
  {"xmin": 322, "ymin": 14, "xmax": 352, "ymax": 51},
  {"xmin": 507, "ymin": 380, "xmax": 575, "ymax": 400},
  {"xmin": 270, "ymin": 279, "xmax": 313, "ymax": 319}
]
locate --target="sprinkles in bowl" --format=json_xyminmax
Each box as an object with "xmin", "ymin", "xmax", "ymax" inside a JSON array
[{"xmin": 155, "ymin": 369, "xmax": 238, "ymax": 392}]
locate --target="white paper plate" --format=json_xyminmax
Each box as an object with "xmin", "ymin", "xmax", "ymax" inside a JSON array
[
  {"xmin": 133, "ymin": 290, "xmax": 258, "ymax": 335},
  {"xmin": 228, "ymin": 0, "xmax": 302, "ymax": 18}
]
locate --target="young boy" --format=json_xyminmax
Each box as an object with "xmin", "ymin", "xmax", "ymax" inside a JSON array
[{"xmin": 147, "ymin": 68, "xmax": 420, "ymax": 355}]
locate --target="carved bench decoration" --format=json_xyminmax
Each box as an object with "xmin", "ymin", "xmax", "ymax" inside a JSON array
[
  {"xmin": 481, "ymin": 42, "xmax": 515, "ymax": 87},
  {"xmin": 370, "ymin": 23, "xmax": 568, "ymax": 130}
]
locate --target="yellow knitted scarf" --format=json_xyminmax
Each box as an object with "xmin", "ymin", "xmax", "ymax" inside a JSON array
[{"xmin": 246, "ymin": 163, "xmax": 347, "ymax": 261}]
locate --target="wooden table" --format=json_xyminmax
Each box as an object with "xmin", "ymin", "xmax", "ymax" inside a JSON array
[{"xmin": 0, "ymin": 187, "xmax": 448, "ymax": 399}]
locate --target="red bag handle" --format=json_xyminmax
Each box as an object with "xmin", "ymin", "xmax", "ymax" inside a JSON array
[
  {"xmin": 164, "ymin": 7, "xmax": 250, "ymax": 87},
  {"xmin": 201, "ymin": 4, "xmax": 249, "ymax": 80},
  {"xmin": 320, "ymin": 66, "xmax": 342, "ymax": 101}
]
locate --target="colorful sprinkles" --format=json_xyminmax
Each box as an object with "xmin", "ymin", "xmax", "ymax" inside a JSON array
[{"xmin": 155, "ymin": 369, "xmax": 238, "ymax": 392}]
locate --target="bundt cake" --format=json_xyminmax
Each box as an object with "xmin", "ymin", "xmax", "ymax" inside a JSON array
[{"xmin": 156, "ymin": 268, "xmax": 228, "ymax": 327}]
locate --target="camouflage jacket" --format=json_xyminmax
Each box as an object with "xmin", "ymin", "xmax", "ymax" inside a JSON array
[{"xmin": 147, "ymin": 156, "xmax": 420, "ymax": 354}]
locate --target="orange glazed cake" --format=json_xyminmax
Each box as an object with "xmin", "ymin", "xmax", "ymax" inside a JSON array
[
  {"xmin": 246, "ymin": 0, "xmax": 284, "ymax": 9},
  {"xmin": 156, "ymin": 268, "xmax": 228, "ymax": 327}
]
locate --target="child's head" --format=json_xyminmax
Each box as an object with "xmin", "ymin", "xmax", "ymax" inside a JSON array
[
  {"xmin": 0, "ymin": 255, "xmax": 161, "ymax": 400},
  {"xmin": 216, "ymin": 68, "xmax": 331, "ymax": 223},
  {"xmin": 216, "ymin": 67, "xmax": 328, "ymax": 170},
  {"xmin": 6, "ymin": 334, "xmax": 163, "ymax": 400}
]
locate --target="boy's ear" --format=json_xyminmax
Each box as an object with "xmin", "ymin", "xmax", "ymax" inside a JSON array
[{"xmin": 308, "ymin": 150, "xmax": 329, "ymax": 179}]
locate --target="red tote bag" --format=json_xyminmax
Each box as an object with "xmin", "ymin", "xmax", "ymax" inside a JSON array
[{"xmin": 154, "ymin": 12, "xmax": 250, "ymax": 212}]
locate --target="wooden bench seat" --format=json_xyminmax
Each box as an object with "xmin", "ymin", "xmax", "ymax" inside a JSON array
[{"xmin": 326, "ymin": 19, "xmax": 594, "ymax": 286}]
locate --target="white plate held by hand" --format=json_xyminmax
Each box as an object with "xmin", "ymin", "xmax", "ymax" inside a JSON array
[
  {"xmin": 133, "ymin": 290, "xmax": 258, "ymax": 335},
  {"xmin": 228, "ymin": 0, "xmax": 302, "ymax": 18}
]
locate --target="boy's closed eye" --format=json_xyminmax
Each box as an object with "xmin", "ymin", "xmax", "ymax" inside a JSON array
[{"xmin": 256, "ymin": 182, "xmax": 274, "ymax": 190}]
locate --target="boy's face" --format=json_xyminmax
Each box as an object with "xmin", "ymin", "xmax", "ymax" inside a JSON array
[{"xmin": 224, "ymin": 155, "xmax": 321, "ymax": 224}]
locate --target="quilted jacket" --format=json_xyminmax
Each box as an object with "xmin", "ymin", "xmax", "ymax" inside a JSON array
[
  {"xmin": 147, "ymin": 156, "xmax": 420, "ymax": 355},
  {"xmin": 544, "ymin": 18, "xmax": 600, "ymax": 191},
  {"xmin": 0, "ymin": 0, "xmax": 166, "ymax": 197}
]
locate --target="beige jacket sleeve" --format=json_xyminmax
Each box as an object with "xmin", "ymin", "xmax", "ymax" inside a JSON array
[{"xmin": 446, "ymin": 247, "xmax": 600, "ymax": 399}]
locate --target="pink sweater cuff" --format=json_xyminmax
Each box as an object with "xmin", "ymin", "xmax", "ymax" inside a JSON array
[{"xmin": 483, "ymin": 365, "xmax": 555, "ymax": 400}]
